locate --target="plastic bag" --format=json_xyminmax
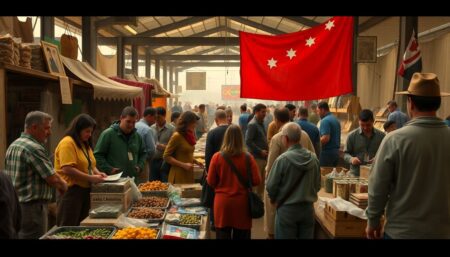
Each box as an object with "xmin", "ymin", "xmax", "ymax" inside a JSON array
[
  {"xmin": 177, "ymin": 207, "xmax": 208, "ymax": 215},
  {"xmin": 129, "ymin": 177, "xmax": 142, "ymax": 202},
  {"xmin": 162, "ymin": 224, "xmax": 199, "ymax": 239},
  {"xmin": 177, "ymin": 198, "xmax": 201, "ymax": 207},
  {"xmin": 89, "ymin": 204, "xmax": 122, "ymax": 218},
  {"xmin": 114, "ymin": 215, "xmax": 152, "ymax": 229}
]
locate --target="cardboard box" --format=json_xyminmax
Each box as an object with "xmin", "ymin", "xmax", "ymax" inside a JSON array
[
  {"xmin": 174, "ymin": 183, "xmax": 203, "ymax": 198},
  {"xmin": 91, "ymin": 178, "xmax": 131, "ymax": 193},
  {"xmin": 90, "ymin": 188, "xmax": 132, "ymax": 211}
]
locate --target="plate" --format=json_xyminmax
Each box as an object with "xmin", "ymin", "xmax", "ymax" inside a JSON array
[{"xmin": 103, "ymin": 172, "xmax": 123, "ymax": 182}]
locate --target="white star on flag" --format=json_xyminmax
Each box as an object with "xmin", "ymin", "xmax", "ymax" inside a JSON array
[
  {"xmin": 267, "ymin": 58, "xmax": 277, "ymax": 69},
  {"xmin": 325, "ymin": 20, "xmax": 335, "ymax": 30},
  {"xmin": 286, "ymin": 48, "xmax": 296, "ymax": 60},
  {"xmin": 306, "ymin": 37, "xmax": 316, "ymax": 47}
]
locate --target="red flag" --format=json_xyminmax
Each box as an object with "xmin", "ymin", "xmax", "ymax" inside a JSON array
[
  {"xmin": 240, "ymin": 16, "xmax": 354, "ymax": 101},
  {"xmin": 398, "ymin": 30, "xmax": 422, "ymax": 81}
]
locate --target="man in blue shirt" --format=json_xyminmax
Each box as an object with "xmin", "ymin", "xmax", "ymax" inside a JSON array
[
  {"xmin": 238, "ymin": 103, "xmax": 250, "ymax": 136},
  {"xmin": 297, "ymin": 106, "xmax": 320, "ymax": 156},
  {"xmin": 317, "ymin": 101, "xmax": 341, "ymax": 167},
  {"xmin": 387, "ymin": 100, "xmax": 409, "ymax": 128}
]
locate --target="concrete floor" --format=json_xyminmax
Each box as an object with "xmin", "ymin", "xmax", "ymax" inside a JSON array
[{"xmin": 209, "ymin": 217, "xmax": 267, "ymax": 240}]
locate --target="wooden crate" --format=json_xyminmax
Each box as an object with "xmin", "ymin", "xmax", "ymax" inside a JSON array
[
  {"xmin": 324, "ymin": 203, "xmax": 360, "ymax": 221},
  {"xmin": 174, "ymin": 183, "xmax": 203, "ymax": 198},
  {"xmin": 359, "ymin": 165, "xmax": 371, "ymax": 179},
  {"xmin": 322, "ymin": 211, "xmax": 367, "ymax": 238},
  {"xmin": 90, "ymin": 188, "xmax": 132, "ymax": 211}
]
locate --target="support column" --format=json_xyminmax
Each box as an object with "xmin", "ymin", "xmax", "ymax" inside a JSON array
[
  {"xmin": 145, "ymin": 50, "xmax": 151, "ymax": 78},
  {"xmin": 0, "ymin": 69, "xmax": 6, "ymax": 170},
  {"xmin": 396, "ymin": 16, "xmax": 418, "ymax": 112},
  {"xmin": 352, "ymin": 16, "xmax": 359, "ymax": 96},
  {"xmin": 131, "ymin": 45, "xmax": 138, "ymax": 75},
  {"xmin": 82, "ymin": 16, "xmax": 97, "ymax": 68},
  {"xmin": 175, "ymin": 68, "xmax": 179, "ymax": 105},
  {"xmin": 169, "ymin": 66, "xmax": 174, "ymax": 108},
  {"xmin": 163, "ymin": 62, "xmax": 167, "ymax": 90},
  {"xmin": 117, "ymin": 37, "xmax": 124, "ymax": 78},
  {"xmin": 40, "ymin": 16, "xmax": 54, "ymax": 40},
  {"xmin": 155, "ymin": 59, "xmax": 160, "ymax": 81}
]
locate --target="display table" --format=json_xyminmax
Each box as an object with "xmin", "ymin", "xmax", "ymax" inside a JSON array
[{"xmin": 80, "ymin": 214, "xmax": 122, "ymax": 227}]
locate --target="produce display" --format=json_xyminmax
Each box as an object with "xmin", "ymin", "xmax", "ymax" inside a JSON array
[
  {"xmin": 138, "ymin": 181, "xmax": 169, "ymax": 191},
  {"xmin": 179, "ymin": 214, "xmax": 202, "ymax": 226},
  {"xmin": 132, "ymin": 197, "xmax": 169, "ymax": 208},
  {"xmin": 112, "ymin": 227, "xmax": 158, "ymax": 239},
  {"xmin": 127, "ymin": 208, "xmax": 165, "ymax": 219},
  {"xmin": 44, "ymin": 228, "xmax": 113, "ymax": 239}
]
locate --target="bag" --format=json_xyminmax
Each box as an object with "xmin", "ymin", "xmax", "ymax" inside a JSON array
[
  {"xmin": 200, "ymin": 168, "xmax": 214, "ymax": 208},
  {"xmin": 221, "ymin": 152, "xmax": 264, "ymax": 219}
]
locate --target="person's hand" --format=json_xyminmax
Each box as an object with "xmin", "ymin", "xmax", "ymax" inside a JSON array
[
  {"xmin": 368, "ymin": 158, "xmax": 375, "ymax": 164},
  {"xmin": 98, "ymin": 172, "xmax": 108, "ymax": 178},
  {"xmin": 110, "ymin": 168, "xmax": 121, "ymax": 175},
  {"xmin": 90, "ymin": 174, "xmax": 105, "ymax": 184},
  {"xmin": 261, "ymin": 150, "xmax": 269, "ymax": 157},
  {"xmin": 135, "ymin": 166, "xmax": 142, "ymax": 174},
  {"xmin": 58, "ymin": 180, "xmax": 68, "ymax": 195},
  {"xmin": 366, "ymin": 223, "xmax": 382, "ymax": 239},
  {"xmin": 156, "ymin": 144, "xmax": 166, "ymax": 151},
  {"xmin": 183, "ymin": 163, "xmax": 194, "ymax": 172},
  {"xmin": 351, "ymin": 157, "xmax": 362, "ymax": 165}
]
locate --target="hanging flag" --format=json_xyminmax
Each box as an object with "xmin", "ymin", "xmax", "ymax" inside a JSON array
[
  {"xmin": 240, "ymin": 16, "xmax": 354, "ymax": 101},
  {"xmin": 398, "ymin": 30, "xmax": 422, "ymax": 81}
]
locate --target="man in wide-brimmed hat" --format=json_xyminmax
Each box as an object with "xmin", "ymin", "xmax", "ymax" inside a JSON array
[{"xmin": 366, "ymin": 72, "xmax": 450, "ymax": 239}]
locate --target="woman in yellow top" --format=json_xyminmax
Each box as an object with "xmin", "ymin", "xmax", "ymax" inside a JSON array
[
  {"xmin": 164, "ymin": 111, "xmax": 204, "ymax": 184},
  {"xmin": 54, "ymin": 114, "xmax": 107, "ymax": 226}
]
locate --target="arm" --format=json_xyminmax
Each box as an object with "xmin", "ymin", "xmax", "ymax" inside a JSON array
[
  {"xmin": 205, "ymin": 130, "xmax": 214, "ymax": 172},
  {"xmin": 93, "ymin": 130, "xmax": 114, "ymax": 173},
  {"xmin": 249, "ymin": 155, "xmax": 261, "ymax": 187},
  {"xmin": 266, "ymin": 135, "xmax": 282, "ymax": 178},
  {"xmin": 365, "ymin": 137, "xmax": 395, "ymax": 237},
  {"xmin": 61, "ymin": 166, "xmax": 105, "ymax": 184},
  {"xmin": 245, "ymin": 123, "xmax": 263, "ymax": 155},
  {"xmin": 319, "ymin": 119, "xmax": 331, "ymax": 145},
  {"xmin": 163, "ymin": 133, "xmax": 192, "ymax": 171},
  {"xmin": 266, "ymin": 157, "xmax": 284, "ymax": 203},
  {"xmin": 45, "ymin": 174, "xmax": 68, "ymax": 194},
  {"xmin": 343, "ymin": 132, "xmax": 355, "ymax": 164},
  {"xmin": 207, "ymin": 153, "xmax": 220, "ymax": 188},
  {"xmin": 301, "ymin": 131, "xmax": 315, "ymax": 154},
  {"xmin": 144, "ymin": 129, "xmax": 156, "ymax": 160},
  {"xmin": 136, "ymin": 135, "xmax": 147, "ymax": 172}
]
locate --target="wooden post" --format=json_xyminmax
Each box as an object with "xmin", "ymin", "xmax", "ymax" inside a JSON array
[{"xmin": 0, "ymin": 69, "xmax": 6, "ymax": 170}]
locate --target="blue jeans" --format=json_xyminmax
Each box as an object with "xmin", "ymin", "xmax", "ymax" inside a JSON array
[
  {"xmin": 320, "ymin": 150, "xmax": 339, "ymax": 167},
  {"xmin": 275, "ymin": 202, "xmax": 314, "ymax": 239},
  {"xmin": 150, "ymin": 158, "xmax": 169, "ymax": 182}
]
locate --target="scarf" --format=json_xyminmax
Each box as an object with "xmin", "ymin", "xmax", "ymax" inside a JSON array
[{"xmin": 184, "ymin": 130, "xmax": 197, "ymax": 146}]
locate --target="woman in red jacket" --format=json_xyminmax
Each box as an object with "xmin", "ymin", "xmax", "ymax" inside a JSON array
[{"xmin": 207, "ymin": 124, "xmax": 261, "ymax": 239}]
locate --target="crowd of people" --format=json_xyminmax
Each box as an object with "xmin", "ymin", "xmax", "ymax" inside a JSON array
[{"xmin": 1, "ymin": 72, "xmax": 450, "ymax": 239}]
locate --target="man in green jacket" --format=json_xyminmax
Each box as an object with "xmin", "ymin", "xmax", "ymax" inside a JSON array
[
  {"xmin": 266, "ymin": 122, "xmax": 320, "ymax": 239},
  {"xmin": 94, "ymin": 106, "xmax": 147, "ymax": 179},
  {"xmin": 366, "ymin": 73, "xmax": 450, "ymax": 239}
]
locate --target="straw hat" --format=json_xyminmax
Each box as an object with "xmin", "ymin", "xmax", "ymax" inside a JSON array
[{"xmin": 396, "ymin": 72, "xmax": 450, "ymax": 97}]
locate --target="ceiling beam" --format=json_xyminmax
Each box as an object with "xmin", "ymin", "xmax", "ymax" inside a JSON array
[
  {"xmin": 96, "ymin": 17, "xmax": 138, "ymax": 28},
  {"xmin": 98, "ymin": 37, "xmax": 240, "ymax": 46},
  {"xmin": 136, "ymin": 16, "xmax": 213, "ymax": 36},
  {"xmin": 358, "ymin": 16, "xmax": 389, "ymax": 33},
  {"xmin": 227, "ymin": 16, "xmax": 284, "ymax": 35},
  {"xmin": 283, "ymin": 16, "xmax": 320, "ymax": 28},
  {"xmin": 153, "ymin": 55, "xmax": 239, "ymax": 61},
  {"xmin": 167, "ymin": 62, "xmax": 240, "ymax": 68}
]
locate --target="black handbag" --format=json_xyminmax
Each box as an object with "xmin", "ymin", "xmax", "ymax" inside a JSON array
[
  {"xmin": 200, "ymin": 168, "xmax": 215, "ymax": 208},
  {"xmin": 221, "ymin": 152, "xmax": 264, "ymax": 219}
]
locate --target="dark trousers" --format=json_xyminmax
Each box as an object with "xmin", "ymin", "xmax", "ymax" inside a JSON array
[
  {"xmin": 150, "ymin": 158, "xmax": 169, "ymax": 182},
  {"xmin": 320, "ymin": 150, "xmax": 339, "ymax": 167},
  {"xmin": 56, "ymin": 185, "xmax": 90, "ymax": 226},
  {"xmin": 215, "ymin": 227, "xmax": 251, "ymax": 240},
  {"xmin": 19, "ymin": 200, "xmax": 49, "ymax": 239}
]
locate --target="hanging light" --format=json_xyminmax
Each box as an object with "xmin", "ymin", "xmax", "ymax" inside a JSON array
[{"xmin": 124, "ymin": 25, "xmax": 137, "ymax": 35}]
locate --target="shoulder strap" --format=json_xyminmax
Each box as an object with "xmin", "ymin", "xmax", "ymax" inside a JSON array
[
  {"xmin": 220, "ymin": 152, "xmax": 250, "ymax": 190},
  {"xmin": 277, "ymin": 168, "xmax": 308, "ymax": 208}
]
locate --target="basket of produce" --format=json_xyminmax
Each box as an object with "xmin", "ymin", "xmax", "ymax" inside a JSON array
[
  {"xmin": 112, "ymin": 227, "xmax": 160, "ymax": 239},
  {"xmin": 138, "ymin": 181, "xmax": 169, "ymax": 196},
  {"xmin": 40, "ymin": 226, "xmax": 116, "ymax": 239},
  {"xmin": 132, "ymin": 196, "xmax": 170, "ymax": 209},
  {"xmin": 126, "ymin": 207, "xmax": 167, "ymax": 223}
]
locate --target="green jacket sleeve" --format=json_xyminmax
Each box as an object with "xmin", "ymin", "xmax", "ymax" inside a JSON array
[
  {"xmin": 266, "ymin": 156, "xmax": 284, "ymax": 202},
  {"xmin": 343, "ymin": 132, "xmax": 354, "ymax": 164},
  {"xmin": 94, "ymin": 130, "xmax": 113, "ymax": 173}
]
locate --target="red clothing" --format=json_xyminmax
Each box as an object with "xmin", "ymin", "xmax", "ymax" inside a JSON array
[{"xmin": 207, "ymin": 152, "xmax": 261, "ymax": 230}]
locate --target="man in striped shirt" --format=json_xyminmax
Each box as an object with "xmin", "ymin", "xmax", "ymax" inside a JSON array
[{"xmin": 4, "ymin": 111, "xmax": 67, "ymax": 239}]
